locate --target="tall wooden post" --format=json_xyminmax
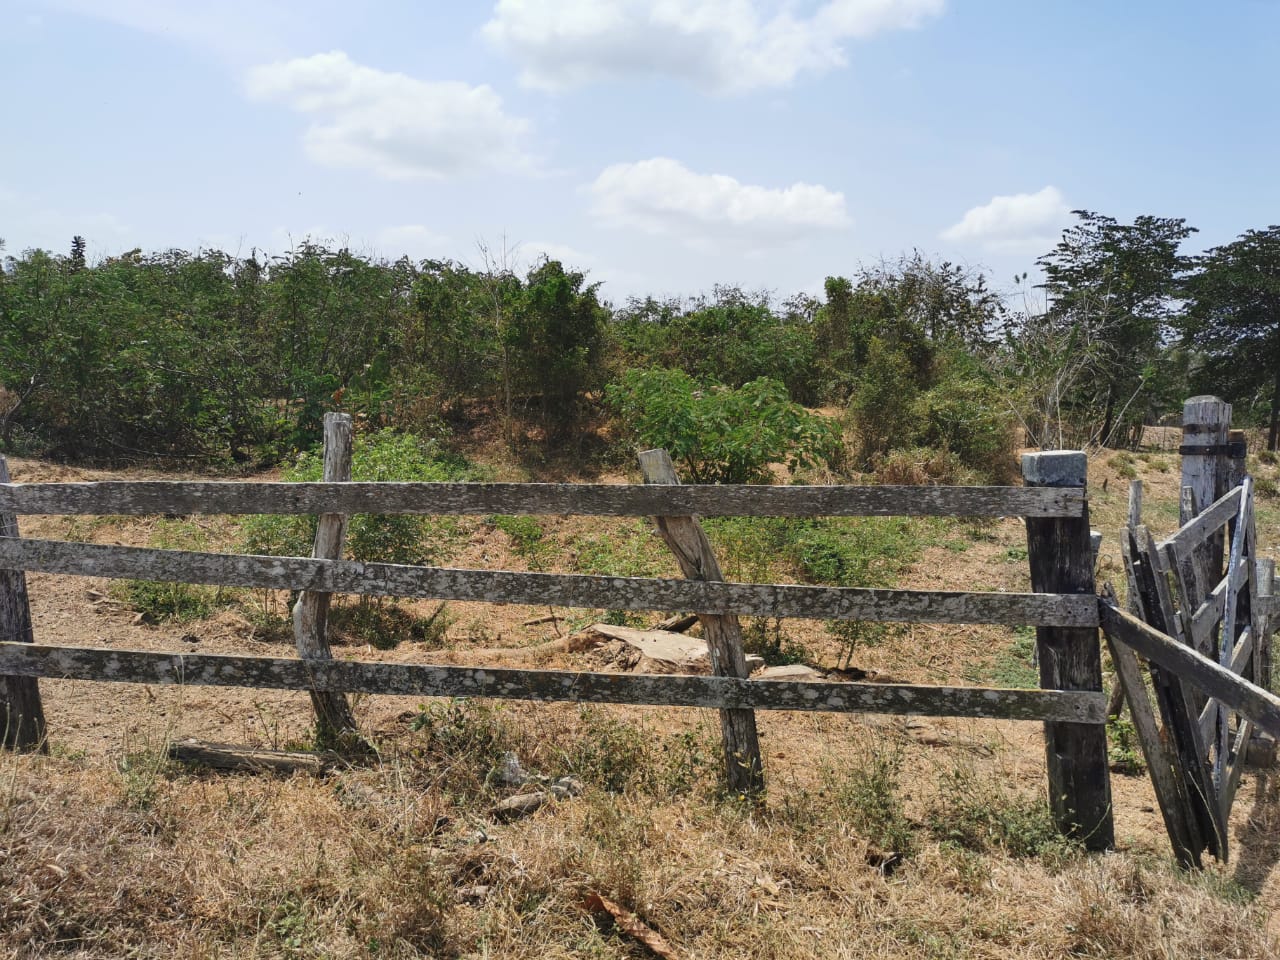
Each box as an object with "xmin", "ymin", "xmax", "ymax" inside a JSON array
[
  {"xmin": 0, "ymin": 456, "xmax": 46, "ymax": 751},
  {"xmin": 1180, "ymin": 396, "xmax": 1232, "ymax": 535},
  {"xmin": 638, "ymin": 449, "xmax": 764, "ymax": 798},
  {"xmin": 292, "ymin": 414, "xmax": 361, "ymax": 747},
  {"xmin": 1023, "ymin": 450, "xmax": 1113, "ymax": 848}
]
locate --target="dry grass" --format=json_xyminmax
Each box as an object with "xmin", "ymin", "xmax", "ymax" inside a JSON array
[{"xmin": 2, "ymin": 713, "xmax": 1276, "ymax": 959}]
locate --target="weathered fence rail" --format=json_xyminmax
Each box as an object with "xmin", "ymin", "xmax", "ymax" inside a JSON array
[{"xmin": 0, "ymin": 415, "xmax": 1113, "ymax": 847}]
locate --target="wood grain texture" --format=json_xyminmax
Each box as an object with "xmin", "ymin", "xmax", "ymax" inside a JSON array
[
  {"xmin": 638, "ymin": 448, "xmax": 763, "ymax": 797},
  {"xmin": 1105, "ymin": 628, "xmax": 1201, "ymax": 868},
  {"xmin": 1022, "ymin": 451, "xmax": 1113, "ymax": 850},
  {"xmin": 0, "ymin": 642, "xmax": 1109, "ymax": 722},
  {"xmin": 0, "ymin": 537, "xmax": 1101, "ymax": 626},
  {"xmin": 292, "ymin": 413, "xmax": 359, "ymax": 745},
  {"xmin": 1100, "ymin": 601, "xmax": 1280, "ymax": 739},
  {"xmin": 0, "ymin": 480, "xmax": 1085, "ymax": 519},
  {"xmin": 1163, "ymin": 486, "xmax": 1242, "ymax": 558},
  {"xmin": 0, "ymin": 456, "xmax": 45, "ymax": 752}
]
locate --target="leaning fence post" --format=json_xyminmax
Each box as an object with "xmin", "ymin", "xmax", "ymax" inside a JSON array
[
  {"xmin": 292, "ymin": 413, "xmax": 361, "ymax": 748},
  {"xmin": 0, "ymin": 455, "xmax": 47, "ymax": 751},
  {"xmin": 638, "ymin": 449, "xmax": 764, "ymax": 798},
  {"xmin": 1022, "ymin": 450, "xmax": 1113, "ymax": 848}
]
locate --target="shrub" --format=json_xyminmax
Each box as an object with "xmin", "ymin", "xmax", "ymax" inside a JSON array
[
  {"xmin": 915, "ymin": 370, "xmax": 1017, "ymax": 483},
  {"xmin": 607, "ymin": 368, "xmax": 840, "ymax": 484},
  {"xmin": 848, "ymin": 337, "xmax": 920, "ymax": 463},
  {"xmin": 872, "ymin": 446, "xmax": 969, "ymax": 485}
]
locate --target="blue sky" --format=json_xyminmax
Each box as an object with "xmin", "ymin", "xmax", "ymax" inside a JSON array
[{"xmin": 2, "ymin": 1, "xmax": 1278, "ymax": 304}]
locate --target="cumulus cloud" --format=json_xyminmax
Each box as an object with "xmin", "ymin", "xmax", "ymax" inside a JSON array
[
  {"xmin": 245, "ymin": 51, "xmax": 534, "ymax": 180},
  {"xmin": 483, "ymin": 0, "xmax": 945, "ymax": 93},
  {"xmin": 940, "ymin": 186, "xmax": 1071, "ymax": 253},
  {"xmin": 589, "ymin": 157, "xmax": 849, "ymax": 250}
]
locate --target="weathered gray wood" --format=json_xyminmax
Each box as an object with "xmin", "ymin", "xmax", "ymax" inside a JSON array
[
  {"xmin": 1181, "ymin": 396, "xmax": 1231, "ymax": 578},
  {"xmin": 1215, "ymin": 479, "xmax": 1253, "ymax": 786},
  {"xmin": 1105, "ymin": 630, "xmax": 1201, "ymax": 868},
  {"xmin": 1197, "ymin": 628, "xmax": 1253, "ymax": 744},
  {"xmin": 168, "ymin": 739, "xmax": 336, "ymax": 775},
  {"xmin": 1108, "ymin": 481, "xmax": 1147, "ymax": 719},
  {"xmin": 638, "ymin": 448, "xmax": 763, "ymax": 798},
  {"xmin": 1257, "ymin": 559, "xmax": 1275, "ymax": 691},
  {"xmin": 1127, "ymin": 480, "xmax": 1144, "ymax": 536},
  {"xmin": 0, "ymin": 456, "xmax": 45, "ymax": 752},
  {"xmin": 1142, "ymin": 527, "xmax": 1221, "ymax": 859},
  {"xmin": 0, "ymin": 480, "xmax": 1086, "ymax": 519},
  {"xmin": 1100, "ymin": 602, "xmax": 1280, "ymax": 739},
  {"xmin": 1187, "ymin": 554, "xmax": 1248, "ymax": 653},
  {"xmin": 1222, "ymin": 719, "xmax": 1253, "ymax": 822},
  {"xmin": 0, "ymin": 642, "xmax": 1109, "ymax": 722},
  {"xmin": 293, "ymin": 413, "xmax": 360, "ymax": 746},
  {"xmin": 0, "ymin": 537, "xmax": 1102, "ymax": 627},
  {"xmin": 1163, "ymin": 485, "xmax": 1242, "ymax": 558},
  {"xmin": 1022, "ymin": 451, "xmax": 1113, "ymax": 849}
]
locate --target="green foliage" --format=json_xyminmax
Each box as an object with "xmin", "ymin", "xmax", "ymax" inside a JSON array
[
  {"xmin": 741, "ymin": 617, "xmax": 808, "ymax": 666},
  {"xmin": 409, "ymin": 699, "xmax": 515, "ymax": 797},
  {"xmin": 1108, "ymin": 715, "xmax": 1146, "ymax": 775},
  {"xmin": 607, "ymin": 368, "xmax": 840, "ymax": 484},
  {"xmin": 927, "ymin": 762, "xmax": 1074, "ymax": 860},
  {"xmin": 825, "ymin": 744, "xmax": 915, "ymax": 857},
  {"xmin": 487, "ymin": 514, "xmax": 552, "ymax": 569},
  {"xmin": 983, "ymin": 627, "xmax": 1039, "ymax": 688},
  {"xmin": 242, "ymin": 428, "xmax": 474, "ymax": 568},
  {"xmin": 848, "ymin": 337, "xmax": 920, "ymax": 463},
  {"xmin": 1183, "ymin": 226, "xmax": 1280, "ymax": 450}
]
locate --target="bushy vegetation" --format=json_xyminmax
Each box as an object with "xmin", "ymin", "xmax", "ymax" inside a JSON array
[{"xmin": 6, "ymin": 209, "xmax": 1277, "ymax": 477}]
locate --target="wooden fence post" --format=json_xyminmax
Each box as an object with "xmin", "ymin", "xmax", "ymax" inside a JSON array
[
  {"xmin": 638, "ymin": 449, "xmax": 764, "ymax": 798},
  {"xmin": 292, "ymin": 413, "xmax": 361, "ymax": 747},
  {"xmin": 0, "ymin": 455, "xmax": 46, "ymax": 751},
  {"xmin": 1180, "ymin": 396, "xmax": 1232, "ymax": 534},
  {"xmin": 1022, "ymin": 450, "xmax": 1113, "ymax": 848}
]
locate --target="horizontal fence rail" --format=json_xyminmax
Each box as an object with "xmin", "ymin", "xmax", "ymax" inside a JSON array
[
  {"xmin": 0, "ymin": 481, "xmax": 1086, "ymax": 519},
  {"xmin": 0, "ymin": 642, "xmax": 1108, "ymax": 724},
  {"xmin": 0, "ymin": 537, "xmax": 1102, "ymax": 627}
]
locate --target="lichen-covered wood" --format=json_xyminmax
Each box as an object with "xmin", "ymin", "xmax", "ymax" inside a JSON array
[
  {"xmin": 0, "ymin": 642, "xmax": 1108, "ymax": 723},
  {"xmin": 0, "ymin": 480, "xmax": 1085, "ymax": 519},
  {"xmin": 0, "ymin": 537, "xmax": 1101, "ymax": 627},
  {"xmin": 639, "ymin": 448, "xmax": 763, "ymax": 797},
  {"xmin": 292, "ymin": 413, "xmax": 360, "ymax": 746},
  {"xmin": 0, "ymin": 456, "xmax": 45, "ymax": 752}
]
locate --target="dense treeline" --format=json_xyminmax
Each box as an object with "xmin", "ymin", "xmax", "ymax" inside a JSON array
[{"xmin": 1, "ymin": 211, "xmax": 1277, "ymax": 475}]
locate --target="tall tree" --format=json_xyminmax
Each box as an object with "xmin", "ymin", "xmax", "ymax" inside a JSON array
[
  {"xmin": 1184, "ymin": 226, "xmax": 1280, "ymax": 450},
  {"xmin": 1037, "ymin": 211, "xmax": 1196, "ymax": 445}
]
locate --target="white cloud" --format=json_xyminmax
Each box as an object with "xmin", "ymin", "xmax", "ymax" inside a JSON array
[
  {"xmin": 589, "ymin": 157, "xmax": 850, "ymax": 251},
  {"xmin": 940, "ymin": 186, "xmax": 1071, "ymax": 253},
  {"xmin": 245, "ymin": 51, "xmax": 534, "ymax": 180},
  {"xmin": 483, "ymin": 0, "xmax": 945, "ymax": 93}
]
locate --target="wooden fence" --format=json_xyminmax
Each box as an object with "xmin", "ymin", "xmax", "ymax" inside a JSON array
[
  {"xmin": 1104, "ymin": 396, "xmax": 1280, "ymax": 868},
  {"xmin": 1, "ymin": 415, "xmax": 1114, "ymax": 846}
]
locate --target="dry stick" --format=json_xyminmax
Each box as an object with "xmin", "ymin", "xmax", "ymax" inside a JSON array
[
  {"xmin": 0, "ymin": 455, "xmax": 45, "ymax": 752},
  {"xmin": 1022, "ymin": 451, "xmax": 1113, "ymax": 850},
  {"xmin": 638, "ymin": 449, "xmax": 764, "ymax": 799},
  {"xmin": 292, "ymin": 414, "xmax": 361, "ymax": 748}
]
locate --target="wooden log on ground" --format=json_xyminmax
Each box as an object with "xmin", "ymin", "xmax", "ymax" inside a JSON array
[
  {"xmin": 292, "ymin": 414, "xmax": 360, "ymax": 747},
  {"xmin": 0, "ymin": 538, "xmax": 1101, "ymax": 628},
  {"xmin": 0, "ymin": 456, "xmax": 45, "ymax": 752},
  {"xmin": 168, "ymin": 739, "xmax": 336, "ymax": 775},
  {"xmin": 639, "ymin": 449, "xmax": 763, "ymax": 798},
  {"xmin": 0, "ymin": 480, "xmax": 1086, "ymax": 519},
  {"xmin": 1022, "ymin": 451, "xmax": 1113, "ymax": 849},
  {"xmin": 0, "ymin": 642, "xmax": 1109, "ymax": 722}
]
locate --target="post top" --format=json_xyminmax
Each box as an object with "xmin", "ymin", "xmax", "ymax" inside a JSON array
[{"xmin": 1022, "ymin": 450, "xmax": 1087, "ymax": 487}]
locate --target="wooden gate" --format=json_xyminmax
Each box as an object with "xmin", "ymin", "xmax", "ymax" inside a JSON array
[{"xmin": 1106, "ymin": 397, "xmax": 1279, "ymax": 867}]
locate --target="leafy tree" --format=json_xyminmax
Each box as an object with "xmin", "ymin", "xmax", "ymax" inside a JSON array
[
  {"xmin": 1037, "ymin": 211, "xmax": 1197, "ymax": 445},
  {"xmin": 1183, "ymin": 226, "xmax": 1280, "ymax": 449},
  {"xmin": 607, "ymin": 369, "xmax": 839, "ymax": 484},
  {"xmin": 509, "ymin": 258, "xmax": 607, "ymax": 438}
]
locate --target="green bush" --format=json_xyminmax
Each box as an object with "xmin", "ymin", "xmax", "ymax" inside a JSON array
[
  {"xmin": 242, "ymin": 429, "xmax": 475, "ymax": 567},
  {"xmin": 848, "ymin": 337, "xmax": 920, "ymax": 464},
  {"xmin": 915, "ymin": 371, "xmax": 1016, "ymax": 484},
  {"xmin": 607, "ymin": 368, "xmax": 840, "ymax": 484}
]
